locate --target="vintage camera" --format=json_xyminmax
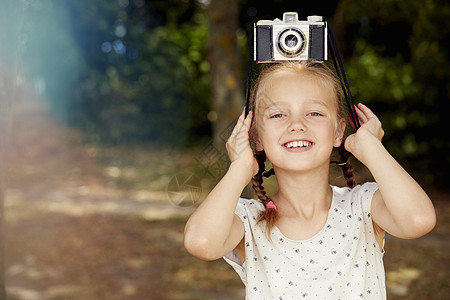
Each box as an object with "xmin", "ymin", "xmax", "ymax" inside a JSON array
[{"xmin": 254, "ymin": 12, "xmax": 328, "ymax": 63}]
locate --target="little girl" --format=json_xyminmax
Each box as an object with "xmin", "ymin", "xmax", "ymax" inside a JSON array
[{"xmin": 184, "ymin": 61, "xmax": 436, "ymax": 299}]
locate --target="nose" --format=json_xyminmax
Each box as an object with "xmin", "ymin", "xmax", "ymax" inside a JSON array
[{"xmin": 288, "ymin": 116, "xmax": 307, "ymax": 133}]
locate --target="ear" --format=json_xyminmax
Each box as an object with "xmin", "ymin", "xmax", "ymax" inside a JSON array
[
  {"xmin": 255, "ymin": 139, "xmax": 264, "ymax": 151},
  {"xmin": 333, "ymin": 118, "xmax": 346, "ymax": 147}
]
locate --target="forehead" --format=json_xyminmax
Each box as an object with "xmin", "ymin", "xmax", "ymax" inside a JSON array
[{"xmin": 257, "ymin": 71, "xmax": 337, "ymax": 110}]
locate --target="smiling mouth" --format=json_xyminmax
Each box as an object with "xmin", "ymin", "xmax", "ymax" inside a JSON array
[{"xmin": 283, "ymin": 140, "xmax": 313, "ymax": 149}]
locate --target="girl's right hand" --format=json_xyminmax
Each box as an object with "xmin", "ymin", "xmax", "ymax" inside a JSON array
[{"xmin": 226, "ymin": 110, "xmax": 259, "ymax": 178}]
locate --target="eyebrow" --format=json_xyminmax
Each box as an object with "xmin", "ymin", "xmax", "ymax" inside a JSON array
[
  {"xmin": 309, "ymin": 99, "xmax": 329, "ymax": 108},
  {"xmin": 262, "ymin": 99, "xmax": 329, "ymax": 110}
]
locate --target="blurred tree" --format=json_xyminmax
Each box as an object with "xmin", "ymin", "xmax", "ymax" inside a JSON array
[
  {"xmin": 207, "ymin": 0, "xmax": 244, "ymax": 145},
  {"xmin": 67, "ymin": 0, "xmax": 210, "ymax": 146}
]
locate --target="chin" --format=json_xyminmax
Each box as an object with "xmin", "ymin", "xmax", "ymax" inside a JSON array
[{"xmin": 273, "ymin": 160, "xmax": 330, "ymax": 174}]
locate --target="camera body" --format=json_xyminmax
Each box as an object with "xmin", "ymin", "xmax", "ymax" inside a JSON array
[{"xmin": 254, "ymin": 12, "xmax": 328, "ymax": 63}]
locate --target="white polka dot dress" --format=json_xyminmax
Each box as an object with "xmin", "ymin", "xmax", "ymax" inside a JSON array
[{"xmin": 224, "ymin": 182, "xmax": 386, "ymax": 299}]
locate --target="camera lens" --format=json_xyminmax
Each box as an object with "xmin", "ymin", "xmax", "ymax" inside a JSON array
[
  {"xmin": 285, "ymin": 34, "xmax": 298, "ymax": 48},
  {"xmin": 277, "ymin": 28, "xmax": 306, "ymax": 58}
]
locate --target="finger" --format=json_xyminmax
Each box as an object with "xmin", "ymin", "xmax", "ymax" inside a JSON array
[
  {"xmin": 357, "ymin": 103, "xmax": 377, "ymax": 120},
  {"xmin": 236, "ymin": 110, "xmax": 253, "ymax": 134},
  {"xmin": 231, "ymin": 109, "xmax": 246, "ymax": 136},
  {"xmin": 230, "ymin": 122, "xmax": 240, "ymax": 137},
  {"xmin": 242, "ymin": 110, "xmax": 253, "ymax": 132},
  {"xmin": 354, "ymin": 104, "xmax": 369, "ymax": 124}
]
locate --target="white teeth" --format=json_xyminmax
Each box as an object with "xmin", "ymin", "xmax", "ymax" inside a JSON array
[{"xmin": 285, "ymin": 141, "xmax": 311, "ymax": 148}]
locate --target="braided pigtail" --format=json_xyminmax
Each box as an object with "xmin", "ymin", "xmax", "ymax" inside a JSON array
[
  {"xmin": 252, "ymin": 151, "xmax": 278, "ymax": 236},
  {"xmin": 338, "ymin": 143, "xmax": 357, "ymax": 188}
]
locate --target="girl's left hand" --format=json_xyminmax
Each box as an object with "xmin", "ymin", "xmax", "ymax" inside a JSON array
[{"xmin": 344, "ymin": 103, "xmax": 384, "ymax": 163}]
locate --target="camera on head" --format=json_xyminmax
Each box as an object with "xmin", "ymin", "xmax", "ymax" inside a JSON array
[{"xmin": 254, "ymin": 12, "xmax": 327, "ymax": 63}]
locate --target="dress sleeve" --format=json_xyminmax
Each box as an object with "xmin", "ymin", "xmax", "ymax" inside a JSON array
[
  {"xmin": 222, "ymin": 198, "xmax": 258, "ymax": 285},
  {"xmin": 359, "ymin": 182, "xmax": 379, "ymax": 215},
  {"xmin": 358, "ymin": 182, "xmax": 385, "ymax": 253}
]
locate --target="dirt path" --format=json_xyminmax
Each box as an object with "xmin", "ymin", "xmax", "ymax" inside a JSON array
[
  {"xmin": 4, "ymin": 96, "xmax": 207, "ymax": 299},
  {"xmin": 5, "ymin": 94, "xmax": 195, "ymax": 217}
]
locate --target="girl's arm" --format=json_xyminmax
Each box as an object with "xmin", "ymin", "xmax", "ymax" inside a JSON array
[
  {"xmin": 345, "ymin": 103, "xmax": 436, "ymax": 239},
  {"xmin": 184, "ymin": 111, "xmax": 258, "ymax": 260}
]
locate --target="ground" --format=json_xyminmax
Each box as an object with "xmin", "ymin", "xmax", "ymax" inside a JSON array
[{"xmin": 3, "ymin": 96, "xmax": 449, "ymax": 299}]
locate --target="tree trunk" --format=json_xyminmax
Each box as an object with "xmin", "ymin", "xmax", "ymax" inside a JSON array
[
  {"xmin": 331, "ymin": 1, "xmax": 350, "ymax": 57},
  {"xmin": 207, "ymin": 0, "xmax": 244, "ymax": 147},
  {"xmin": 0, "ymin": 74, "xmax": 12, "ymax": 300}
]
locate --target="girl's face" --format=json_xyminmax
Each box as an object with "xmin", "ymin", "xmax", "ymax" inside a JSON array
[{"xmin": 254, "ymin": 71, "xmax": 345, "ymax": 173}]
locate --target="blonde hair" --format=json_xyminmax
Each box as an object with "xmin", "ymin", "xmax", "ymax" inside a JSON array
[{"xmin": 249, "ymin": 61, "xmax": 356, "ymax": 236}]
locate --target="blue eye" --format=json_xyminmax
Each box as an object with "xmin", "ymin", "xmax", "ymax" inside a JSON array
[{"xmin": 308, "ymin": 112, "xmax": 322, "ymax": 117}]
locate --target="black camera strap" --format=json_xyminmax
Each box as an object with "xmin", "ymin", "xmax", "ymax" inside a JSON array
[
  {"xmin": 328, "ymin": 27, "xmax": 360, "ymax": 130},
  {"xmin": 327, "ymin": 27, "xmax": 360, "ymax": 167}
]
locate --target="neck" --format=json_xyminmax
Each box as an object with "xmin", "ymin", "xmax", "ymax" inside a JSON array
[{"xmin": 272, "ymin": 165, "xmax": 332, "ymax": 219}]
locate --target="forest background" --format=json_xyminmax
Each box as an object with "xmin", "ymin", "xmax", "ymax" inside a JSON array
[{"xmin": 0, "ymin": 0, "xmax": 448, "ymax": 299}]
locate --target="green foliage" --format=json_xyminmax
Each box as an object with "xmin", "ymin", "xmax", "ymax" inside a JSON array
[
  {"xmin": 67, "ymin": 0, "xmax": 210, "ymax": 146},
  {"xmin": 340, "ymin": 0, "xmax": 450, "ymax": 184}
]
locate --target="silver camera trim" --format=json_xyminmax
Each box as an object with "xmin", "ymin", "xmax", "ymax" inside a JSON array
[
  {"xmin": 276, "ymin": 27, "xmax": 308, "ymax": 59},
  {"xmin": 272, "ymin": 25, "xmax": 309, "ymax": 60},
  {"xmin": 254, "ymin": 12, "xmax": 327, "ymax": 62}
]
